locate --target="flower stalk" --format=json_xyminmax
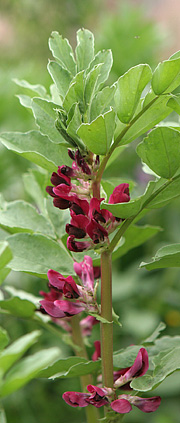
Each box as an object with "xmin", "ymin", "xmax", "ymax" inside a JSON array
[{"xmin": 100, "ymin": 250, "xmax": 114, "ymax": 390}]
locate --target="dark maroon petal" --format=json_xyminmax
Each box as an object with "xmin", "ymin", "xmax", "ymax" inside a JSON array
[
  {"xmin": 93, "ymin": 266, "xmax": 101, "ymax": 279},
  {"xmin": 66, "ymin": 224, "xmax": 86, "ymax": 238},
  {"xmin": 67, "ymin": 236, "xmax": 90, "ymax": 252},
  {"xmin": 75, "ymin": 149, "xmax": 82, "ymax": 166},
  {"xmin": 111, "ymin": 399, "xmax": 132, "ymax": 414},
  {"xmin": 39, "ymin": 300, "xmax": 65, "ymax": 318},
  {"xmin": 53, "ymin": 197, "xmax": 71, "ymax": 209},
  {"xmin": 86, "ymin": 220, "xmax": 108, "ymax": 243},
  {"xmin": 68, "ymin": 149, "xmax": 75, "ymax": 160},
  {"xmin": 72, "ymin": 197, "xmax": 89, "ymax": 216},
  {"xmin": 62, "ymin": 391, "xmax": 89, "ymax": 408},
  {"xmin": 57, "ymin": 167, "xmax": 71, "ymax": 185},
  {"xmin": 70, "ymin": 214, "xmax": 89, "ymax": 231},
  {"xmin": 132, "ymin": 396, "xmax": 161, "ymax": 413},
  {"xmin": 59, "ymin": 165, "xmax": 74, "ymax": 177},
  {"xmin": 46, "ymin": 186, "xmax": 56, "ymax": 197},
  {"xmin": 51, "ymin": 172, "xmax": 70, "ymax": 187},
  {"xmin": 92, "ymin": 340, "xmax": 101, "ymax": 361},
  {"xmin": 80, "ymin": 159, "xmax": 91, "ymax": 175}
]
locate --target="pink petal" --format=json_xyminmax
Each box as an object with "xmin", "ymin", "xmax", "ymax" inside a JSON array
[{"xmin": 111, "ymin": 399, "xmax": 132, "ymax": 414}]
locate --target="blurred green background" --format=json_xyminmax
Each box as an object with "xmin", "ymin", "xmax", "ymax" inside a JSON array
[{"xmin": 1, "ymin": 1, "xmax": 180, "ymax": 422}]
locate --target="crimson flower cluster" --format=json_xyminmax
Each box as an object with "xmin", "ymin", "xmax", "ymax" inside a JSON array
[
  {"xmin": 39, "ymin": 256, "xmax": 99, "ymax": 321},
  {"xmin": 46, "ymin": 149, "xmax": 130, "ymax": 252},
  {"xmin": 63, "ymin": 348, "xmax": 161, "ymax": 414}
]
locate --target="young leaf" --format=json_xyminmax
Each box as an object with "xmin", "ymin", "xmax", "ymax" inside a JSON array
[
  {"xmin": 137, "ymin": 127, "xmax": 180, "ymax": 179},
  {"xmin": 0, "ymin": 241, "xmax": 12, "ymax": 271},
  {"xmin": 90, "ymin": 85, "xmax": 116, "ymax": 121},
  {"xmin": 86, "ymin": 49, "xmax": 113, "ymax": 88},
  {"xmin": 152, "ymin": 55, "xmax": 180, "ymax": 95},
  {"xmin": 32, "ymin": 98, "xmax": 65, "ymax": 144},
  {"xmin": 48, "ymin": 31, "xmax": 76, "ymax": 76},
  {"xmin": 140, "ymin": 243, "xmax": 180, "ymax": 270},
  {"xmin": 0, "ymin": 131, "xmax": 71, "ymax": 171},
  {"xmin": 63, "ymin": 71, "xmax": 85, "ymax": 114},
  {"xmin": 13, "ymin": 78, "xmax": 48, "ymax": 97},
  {"xmin": 7, "ymin": 233, "xmax": 74, "ymax": 278},
  {"xmin": 0, "ymin": 347, "xmax": 60, "ymax": 397},
  {"xmin": 77, "ymin": 109, "xmax": 116, "ymax": 155},
  {"xmin": 75, "ymin": 29, "xmax": 94, "ymax": 72},
  {"xmin": 84, "ymin": 63, "xmax": 103, "ymax": 110},
  {"xmin": 115, "ymin": 64, "xmax": 152, "ymax": 123},
  {"xmin": 66, "ymin": 103, "xmax": 83, "ymax": 147},
  {"xmin": 0, "ymin": 200, "xmax": 55, "ymax": 238},
  {"xmin": 47, "ymin": 61, "xmax": 72, "ymax": 99},
  {"xmin": 16, "ymin": 94, "xmax": 32, "ymax": 109},
  {"xmin": 23, "ymin": 169, "xmax": 48, "ymax": 215},
  {"xmin": 142, "ymin": 322, "xmax": 166, "ymax": 344},
  {"xmin": 167, "ymin": 94, "xmax": 180, "ymax": 115},
  {"xmin": 0, "ymin": 331, "xmax": 41, "ymax": 374}
]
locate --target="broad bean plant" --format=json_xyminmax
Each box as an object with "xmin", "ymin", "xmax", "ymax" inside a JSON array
[{"xmin": 1, "ymin": 29, "xmax": 180, "ymax": 423}]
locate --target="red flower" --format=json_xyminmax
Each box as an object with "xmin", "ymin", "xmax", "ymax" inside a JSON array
[
  {"xmin": 109, "ymin": 183, "xmax": 130, "ymax": 204},
  {"xmin": 92, "ymin": 340, "xmax": 101, "ymax": 361},
  {"xmin": 114, "ymin": 348, "xmax": 149, "ymax": 388}
]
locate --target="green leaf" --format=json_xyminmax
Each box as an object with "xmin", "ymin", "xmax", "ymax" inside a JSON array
[
  {"xmin": 0, "ymin": 327, "xmax": 9, "ymax": 351},
  {"xmin": 131, "ymin": 346, "xmax": 180, "ymax": 392},
  {"xmin": 112, "ymin": 309, "xmax": 122, "ymax": 327},
  {"xmin": 77, "ymin": 109, "xmax": 116, "ymax": 155},
  {"xmin": 0, "ymin": 269, "xmax": 10, "ymax": 286},
  {"xmin": 45, "ymin": 198, "xmax": 69, "ymax": 239},
  {"xmin": 4, "ymin": 286, "xmax": 41, "ymax": 307},
  {"xmin": 86, "ymin": 49, "xmax": 113, "ymax": 88},
  {"xmin": 0, "ymin": 347, "xmax": 60, "ymax": 397},
  {"xmin": 112, "ymin": 225, "xmax": 161, "ymax": 262},
  {"xmin": 7, "ymin": 233, "xmax": 74, "ymax": 278},
  {"xmin": 32, "ymin": 98, "xmax": 65, "ymax": 144},
  {"xmin": 47, "ymin": 61, "xmax": 72, "ymax": 99},
  {"xmin": 13, "ymin": 78, "xmax": 48, "ymax": 97},
  {"xmin": 63, "ymin": 71, "xmax": 85, "ymax": 114},
  {"xmin": 115, "ymin": 64, "xmax": 152, "ymax": 124},
  {"xmin": 0, "ymin": 331, "xmax": 40, "ymax": 374},
  {"xmin": 142, "ymin": 322, "xmax": 166, "ymax": 344},
  {"xmin": 140, "ymin": 243, "xmax": 180, "ymax": 270},
  {"xmin": 152, "ymin": 55, "xmax": 180, "ymax": 95},
  {"xmin": 84, "ymin": 64, "xmax": 103, "ymax": 110},
  {"xmin": 0, "ymin": 131, "xmax": 71, "ymax": 171},
  {"xmin": 0, "ymin": 241, "xmax": 12, "ymax": 271},
  {"xmin": 37, "ymin": 356, "xmax": 100, "ymax": 379},
  {"xmin": 16, "ymin": 94, "xmax": 32, "ymax": 109},
  {"xmin": 115, "ymin": 95, "xmax": 171, "ymax": 146},
  {"xmin": 167, "ymin": 94, "xmax": 180, "ymax": 115},
  {"xmin": 0, "ymin": 200, "xmax": 55, "ymax": 238},
  {"xmin": 137, "ymin": 127, "xmax": 180, "ymax": 179},
  {"xmin": 66, "ymin": 103, "xmax": 83, "ymax": 146},
  {"xmin": 48, "ymin": 31, "xmax": 76, "ymax": 76},
  {"xmin": 89, "ymin": 313, "xmax": 112, "ymax": 324},
  {"xmin": 147, "ymin": 174, "xmax": 180, "ymax": 209},
  {"xmin": 90, "ymin": 85, "xmax": 116, "ymax": 121},
  {"xmin": 38, "ymin": 356, "xmax": 87, "ymax": 378},
  {"xmin": 0, "ymin": 298, "xmax": 36, "ymax": 318},
  {"xmin": 75, "ymin": 29, "xmax": 94, "ymax": 72},
  {"xmin": 23, "ymin": 168, "xmax": 48, "ymax": 215}
]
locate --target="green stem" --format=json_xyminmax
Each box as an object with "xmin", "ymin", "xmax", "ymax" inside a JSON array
[
  {"xmin": 71, "ymin": 314, "xmax": 99, "ymax": 423},
  {"xmin": 95, "ymin": 96, "xmax": 159, "ymax": 184},
  {"xmin": 100, "ymin": 250, "xmax": 114, "ymax": 389}
]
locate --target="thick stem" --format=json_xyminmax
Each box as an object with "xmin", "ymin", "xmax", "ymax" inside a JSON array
[
  {"xmin": 100, "ymin": 250, "xmax": 114, "ymax": 389},
  {"xmin": 71, "ymin": 314, "xmax": 99, "ymax": 423}
]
